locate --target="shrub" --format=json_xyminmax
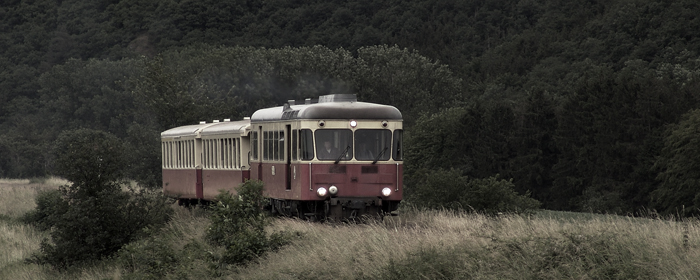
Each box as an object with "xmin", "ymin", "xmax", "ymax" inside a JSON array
[
  {"xmin": 206, "ymin": 180, "xmax": 294, "ymax": 265},
  {"xmin": 29, "ymin": 129, "xmax": 173, "ymax": 268},
  {"xmin": 118, "ymin": 236, "xmax": 178, "ymax": 279},
  {"xmin": 408, "ymin": 168, "xmax": 540, "ymax": 214},
  {"xmin": 20, "ymin": 189, "xmax": 67, "ymax": 231}
]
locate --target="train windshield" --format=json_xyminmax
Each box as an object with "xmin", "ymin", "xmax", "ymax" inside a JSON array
[
  {"xmin": 315, "ymin": 129, "xmax": 353, "ymax": 161},
  {"xmin": 355, "ymin": 129, "xmax": 392, "ymax": 161}
]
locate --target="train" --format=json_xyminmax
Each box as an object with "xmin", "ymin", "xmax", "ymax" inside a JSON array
[{"xmin": 161, "ymin": 94, "xmax": 403, "ymax": 220}]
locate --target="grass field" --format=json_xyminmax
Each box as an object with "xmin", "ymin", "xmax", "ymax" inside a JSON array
[{"xmin": 2, "ymin": 178, "xmax": 700, "ymax": 279}]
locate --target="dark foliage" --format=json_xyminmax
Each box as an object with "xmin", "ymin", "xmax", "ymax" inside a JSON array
[
  {"xmin": 408, "ymin": 168, "xmax": 540, "ymax": 215},
  {"xmin": 3, "ymin": 0, "xmax": 700, "ymax": 215},
  {"xmin": 206, "ymin": 180, "xmax": 294, "ymax": 265},
  {"xmin": 20, "ymin": 189, "xmax": 66, "ymax": 231},
  {"xmin": 652, "ymin": 109, "xmax": 700, "ymax": 216},
  {"xmin": 29, "ymin": 129, "xmax": 173, "ymax": 268}
]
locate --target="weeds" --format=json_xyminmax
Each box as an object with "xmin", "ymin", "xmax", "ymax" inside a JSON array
[{"xmin": 3, "ymin": 180, "xmax": 700, "ymax": 279}]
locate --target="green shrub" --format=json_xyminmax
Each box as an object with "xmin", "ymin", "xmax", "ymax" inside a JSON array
[
  {"xmin": 29, "ymin": 129, "xmax": 173, "ymax": 268},
  {"xmin": 33, "ymin": 185, "xmax": 173, "ymax": 268},
  {"xmin": 206, "ymin": 180, "xmax": 295, "ymax": 265},
  {"xmin": 20, "ymin": 189, "xmax": 67, "ymax": 231},
  {"xmin": 408, "ymin": 168, "xmax": 540, "ymax": 214},
  {"xmin": 118, "ymin": 236, "xmax": 178, "ymax": 279}
]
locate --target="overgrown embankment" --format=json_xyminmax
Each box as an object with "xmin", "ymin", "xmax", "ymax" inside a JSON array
[{"xmin": 2, "ymin": 180, "xmax": 700, "ymax": 279}]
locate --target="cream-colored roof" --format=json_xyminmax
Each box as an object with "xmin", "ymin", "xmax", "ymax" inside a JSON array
[{"xmin": 161, "ymin": 119, "xmax": 250, "ymax": 139}]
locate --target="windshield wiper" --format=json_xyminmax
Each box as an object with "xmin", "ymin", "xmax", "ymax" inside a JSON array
[
  {"xmin": 335, "ymin": 145, "xmax": 351, "ymax": 164},
  {"xmin": 372, "ymin": 147, "xmax": 388, "ymax": 164}
]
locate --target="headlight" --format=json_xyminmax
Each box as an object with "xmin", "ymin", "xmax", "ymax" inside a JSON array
[
  {"xmin": 329, "ymin": 185, "xmax": 338, "ymax": 195},
  {"xmin": 381, "ymin": 187, "xmax": 392, "ymax": 197},
  {"xmin": 316, "ymin": 187, "xmax": 328, "ymax": 197}
]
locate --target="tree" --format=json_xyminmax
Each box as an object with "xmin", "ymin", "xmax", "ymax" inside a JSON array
[
  {"xmin": 32, "ymin": 129, "xmax": 172, "ymax": 268},
  {"xmin": 652, "ymin": 109, "xmax": 700, "ymax": 217},
  {"xmin": 407, "ymin": 168, "xmax": 540, "ymax": 214}
]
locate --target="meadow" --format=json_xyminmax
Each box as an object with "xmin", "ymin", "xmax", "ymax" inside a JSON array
[{"xmin": 2, "ymin": 178, "xmax": 699, "ymax": 279}]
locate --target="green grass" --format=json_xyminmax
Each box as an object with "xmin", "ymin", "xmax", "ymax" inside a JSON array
[{"xmin": 2, "ymin": 179, "xmax": 700, "ymax": 279}]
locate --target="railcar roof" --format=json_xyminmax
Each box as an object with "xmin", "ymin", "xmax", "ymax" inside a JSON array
[
  {"xmin": 161, "ymin": 120, "xmax": 250, "ymax": 138},
  {"xmin": 161, "ymin": 123, "xmax": 213, "ymax": 138},
  {"xmin": 251, "ymin": 101, "xmax": 402, "ymax": 122},
  {"xmin": 199, "ymin": 120, "xmax": 250, "ymax": 136}
]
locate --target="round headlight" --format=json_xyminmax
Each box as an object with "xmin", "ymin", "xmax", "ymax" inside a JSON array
[
  {"xmin": 329, "ymin": 185, "xmax": 338, "ymax": 195},
  {"xmin": 381, "ymin": 187, "xmax": 392, "ymax": 197},
  {"xmin": 317, "ymin": 187, "xmax": 328, "ymax": 197}
]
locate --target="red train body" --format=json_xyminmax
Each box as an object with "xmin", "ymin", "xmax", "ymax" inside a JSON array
[{"xmin": 161, "ymin": 94, "xmax": 403, "ymax": 219}]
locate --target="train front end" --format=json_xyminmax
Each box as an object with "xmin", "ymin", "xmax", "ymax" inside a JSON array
[{"xmin": 250, "ymin": 94, "xmax": 403, "ymax": 220}]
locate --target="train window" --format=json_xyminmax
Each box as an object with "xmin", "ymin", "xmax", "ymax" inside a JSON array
[
  {"xmin": 234, "ymin": 138, "xmax": 238, "ymax": 168},
  {"xmin": 250, "ymin": 131, "xmax": 258, "ymax": 160},
  {"xmin": 315, "ymin": 129, "xmax": 352, "ymax": 161},
  {"xmin": 221, "ymin": 139, "xmax": 226, "ymax": 168},
  {"xmin": 273, "ymin": 131, "xmax": 279, "ymax": 161},
  {"xmin": 300, "ymin": 129, "xmax": 314, "ymax": 160},
  {"xmin": 278, "ymin": 130, "xmax": 284, "ymax": 161},
  {"xmin": 393, "ymin": 130, "xmax": 403, "ymax": 161},
  {"xmin": 355, "ymin": 129, "xmax": 392, "ymax": 161},
  {"xmin": 292, "ymin": 130, "xmax": 298, "ymax": 161},
  {"xmin": 263, "ymin": 131, "xmax": 269, "ymax": 160}
]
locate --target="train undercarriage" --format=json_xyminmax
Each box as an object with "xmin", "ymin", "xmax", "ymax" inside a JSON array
[{"xmin": 269, "ymin": 198, "xmax": 399, "ymax": 221}]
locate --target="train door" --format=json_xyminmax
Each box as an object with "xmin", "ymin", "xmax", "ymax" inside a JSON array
[{"xmin": 285, "ymin": 124, "xmax": 292, "ymax": 190}]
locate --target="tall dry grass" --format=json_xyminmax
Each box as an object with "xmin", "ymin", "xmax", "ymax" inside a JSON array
[
  {"xmin": 2, "ymin": 177, "xmax": 700, "ymax": 279},
  {"xmin": 0, "ymin": 177, "xmax": 65, "ymax": 279},
  {"xmin": 0, "ymin": 177, "xmax": 67, "ymax": 219},
  {"xmin": 231, "ymin": 210, "xmax": 700, "ymax": 279}
]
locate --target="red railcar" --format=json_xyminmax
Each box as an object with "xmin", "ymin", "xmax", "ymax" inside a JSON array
[{"xmin": 162, "ymin": 94, "xmax": 403, "ymax": 219}]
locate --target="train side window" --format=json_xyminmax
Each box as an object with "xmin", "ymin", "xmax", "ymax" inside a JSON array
[
  {"xmin": 292, "ymin": 130, "xmax": 298, "ymax": 161},
  {"xmin": 393, "ymin": 129, "xmax": 403, "ymax": 161},
  {"xmin": 299, "ymin": 129, "xmax": 314, "ymax": 160},
  {"xmin": 273, "ymin": 130, "xmax": 279, "ymax": 161},
  {"xmin": 251, "ymin": 131, "xmax": 258, "ymax": 160},
  {"xmin": 162, "ymin": 142, "xmax": 167, "ymax": 168},
  {"xmin": 263, "ymin": 131, "xmax": 269, "ymax": 160},
  {"xmin": 279, "ymin": 130, "xmax": 284, "ymax": 161}
]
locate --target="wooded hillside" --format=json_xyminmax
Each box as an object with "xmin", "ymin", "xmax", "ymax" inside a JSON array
[{"xmin": 2, "ymin": 0, "xmax": 700, "ymax": 215}]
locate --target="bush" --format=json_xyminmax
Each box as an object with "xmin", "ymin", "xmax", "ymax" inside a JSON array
[
  {"xmin": 206, "ymin": 180, "xmax": 294, "ymax": 265},
  {"xmin": 32, "ymin": 184, "xmax": 173, "ymax": 268},
  {"xmin": 20, "ymin": 189, "xmax": 67, "ymax": 231},
  {"xmin": 118, "ymin": 236, "xmax": 178, "ymax": 279},
  {"xmin": 29, "ymin": 129, "xmax": 173, "ymax": 268},
  {"xmin": 408, "ymin": 168, "xmax": 540, "ymax": 214}
]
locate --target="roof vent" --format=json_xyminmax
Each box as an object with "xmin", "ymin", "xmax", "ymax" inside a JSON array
[
  {"xmin": 213, "ymin": 120, "xmax": 219, "ymax": 123},
  {"xmin": 224, "ymin": 119, "xmax": 231, "ymax": 122},
  {"xmin": 199, "ymin": 121, "xmax": 206, "ymax": 124},
  {"xmin": 319, "ymin": 94, "xmax": 357, "ymax": 103},
  {"xmin": 244, "ymin": 117, "xmax": 251, "ymax": 120},
  {"xmin": 288, "ymin": 100, "xmax": 296, "ymax": 105},
  {"xmin": 305, "ymin": 98, "xmax": 312, "ymax": 104}
]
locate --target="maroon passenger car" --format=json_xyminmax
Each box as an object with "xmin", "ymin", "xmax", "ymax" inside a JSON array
[{"xmin": 162, "ymin": 94, "xmax": 403, "ymax": 219}]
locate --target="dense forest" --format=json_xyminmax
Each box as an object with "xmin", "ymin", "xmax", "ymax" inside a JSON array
[{"xmin": 2, "ymin": 0, "xmax": 700, "ymax": 216}]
